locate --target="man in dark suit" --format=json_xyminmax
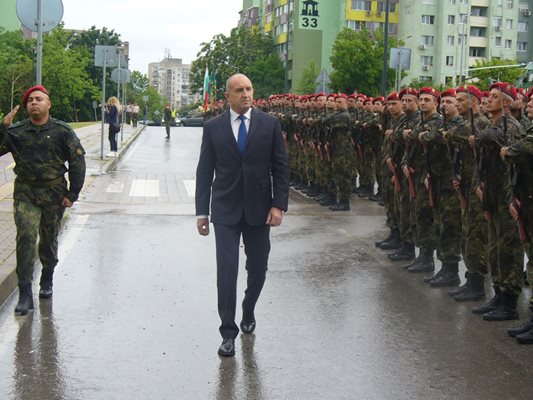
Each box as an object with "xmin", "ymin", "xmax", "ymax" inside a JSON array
[{"xmin": 195, "ymin": 74, "xmax": 289, "ymax": 357}]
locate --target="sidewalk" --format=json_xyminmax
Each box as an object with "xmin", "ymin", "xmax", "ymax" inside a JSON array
[{"xmin": 0, "ymin": 122, "xmax": 145, "ymax": 307}]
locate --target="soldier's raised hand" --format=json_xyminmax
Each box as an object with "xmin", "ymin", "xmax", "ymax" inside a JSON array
[{"xmin": 3, "ymin": 106, "xmax": 20, "ymax": 127}]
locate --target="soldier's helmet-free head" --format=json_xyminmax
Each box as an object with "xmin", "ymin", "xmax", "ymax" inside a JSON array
[
  {"xmin": 22, "ymin": 85, "xmax": 49, "ymax": 108},
  {"xmin": 22, "ymin": 85, "xmax": 51, "ymax": 122}
]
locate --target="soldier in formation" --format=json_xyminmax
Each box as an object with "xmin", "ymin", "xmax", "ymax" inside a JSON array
[{"xmin": 264, "ymin": 81, "xmax": 533, "ymax": 344}]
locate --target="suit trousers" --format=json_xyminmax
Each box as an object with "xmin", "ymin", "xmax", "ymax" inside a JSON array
[{"xmin": 214, "ymin": 217, "xmax": 271, "ymax": 339}]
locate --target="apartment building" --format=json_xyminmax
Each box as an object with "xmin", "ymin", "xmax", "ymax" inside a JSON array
[
  {"xmin": 148, "ymin": 58, "xmax": 193, "ymax": 109},
  {"xmin": 240, "ymin": 0, "xmax": 528, "ymax": 90},
  {"xmin": 0, "ymin": 0, "xmax": 19, "ymax": 32},
  {"xmin": 239, "ymin": 0, "xmax": 399, "ymax": 92}
]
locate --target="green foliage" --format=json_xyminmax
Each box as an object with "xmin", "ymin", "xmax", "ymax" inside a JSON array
[
  {"xmin": 297, "ymin": 61, "xmax": 320, "ymax": 94},
  {"xmin": 469, "ymin": 59, "xmax": 525, "ymax": 90},
  {"xmin": 329, "ymin": 28, "xmax": 400, "ymax": 96},
  {"xmin": 190, "ymin": 27, "xmax": 284, "ymax": 100},
  {"xmin": 0, "ymin": 26, "xmax": 165, "ymax": 122}
]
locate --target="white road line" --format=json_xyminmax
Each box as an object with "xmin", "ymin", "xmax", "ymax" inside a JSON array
[
  {"xmin": 106, "ymin": 182, "xmax": 125, "ymax": 193},
  {"xmin": 129, "ymin": 179, "xmax": 160, "ymax": 197},
  {"xmin": 183, "ymin": 180, "xmax": 196, "ymax": 198},
  {"xmin": 57, "ymin": 214, "xmax": 89, "ymax": 263}
]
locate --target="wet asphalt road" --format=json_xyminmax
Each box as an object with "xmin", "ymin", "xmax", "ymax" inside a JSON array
[{"xmin": 0, "ymin": 125, "xmax": 532, "ymax": 400}]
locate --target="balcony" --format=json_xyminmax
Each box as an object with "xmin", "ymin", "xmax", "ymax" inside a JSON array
[
  {"xmin": 471, "ymin": 0, "xmax": 490, "ymax": 6},
  {"xmin": 469, "ymin": 36, "xmax": 488, "ymax": 48},
  {"xmin": 470, "ymin": 16, "xmax": 489, "ymax": 27}
]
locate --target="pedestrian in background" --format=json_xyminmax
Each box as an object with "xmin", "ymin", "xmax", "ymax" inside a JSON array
[
  {"xmin": 107, "ymin": 96, "xmax": 121, "ymax": 156},
  {"xmin": 0, "ymin": 85, "xmax": 86, "ymax": 315},
  {"xmin": 164, "ymin": 104, "xmax": 172, "ymax": 138},
  {"xmin": 132, "ymin": 102, "xmax": 139, "ymax": 127},
  {"xmin": 195, "ymin": 74, "xmax": 289, "ymax": 357}
]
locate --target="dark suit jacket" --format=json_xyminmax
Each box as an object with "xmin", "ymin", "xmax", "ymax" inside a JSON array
[{"xmin": 195, "ymin": 108, "xmax": 289, "ymax": 226}]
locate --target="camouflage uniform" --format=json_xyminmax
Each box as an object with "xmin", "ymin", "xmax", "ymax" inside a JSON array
[
  {"xmin": 0, "ymin": 118, "xmax": 86, "ymax": 286},
  {"xmin": 325, "ymin": 109, "xmax": 353, "ymax": 205},
  {"xmin": 475, "ymin": 114, "xmax": 525, "ymax": 300}
]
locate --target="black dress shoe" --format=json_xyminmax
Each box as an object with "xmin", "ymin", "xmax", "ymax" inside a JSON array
[
  {"xmin": 218, "ymin": 338, "xmax": 235, "ymax": 357},
  {"xmin": 507, "ymin": 318, "xmax": 533, "ymax": 337},
  {"xmin": 240, "ymin": 320, "xmax": 256, "ymax": 334}
]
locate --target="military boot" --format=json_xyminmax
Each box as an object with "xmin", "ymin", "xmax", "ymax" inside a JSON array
[
  {"xmin": 402, "ymin": 251, "xmax": 422, "ymax": 270},
  {"xmin": 319, "ymin": 194, "xmax": 336, "ymax": 206},
  {"xmin": 388, "ymin": 242, "xmax": 415, "ymax": 261},
  {"xmin": 379, "ymin": 231, "xmax": 403, "ymax": 250},
  {"xmin": 375, "ymin": 229, "xmax": 398, "ymax": 248},
  {"xmin": 407, "ymin": 248, "xmax": 435, "ymax": 273},
  {"xmin": 507, "ymin": 316, "xmax": 533, "ymax": 337},
  {"xmin": 306, "ymin": 184, "xmax": 321, "ymax": 198},
  {"xmin": 329, "ymin": 200, "xmax": 350, "ymax": 211},
  {"xmin": 472, "ymin": 287, "xmax": 502, "ymax": 314},
  {"xmin": 357, "ymin": 185, "xmax": 374, "ymax": 198},
  {"xmin": 430, "ymin": 262, "xmax": 460, "ymax": 287},
  {"xmin": 368, "ymin": 187, "xmax": 382, "ymax": 202},
  {"xmin": 483, "ymin": 292, "xmax": 519, "ymax": 321},
  {"xmin": 515, "ymin": 328, "xmax": 533, "ymax": 344},
  {"xmin": 39, "ymin": 269, "xmax": 54, "ymax": 299},
  {"xmin": 453, "ymin": 273, "xmax": 485, "ymax": 302},
  {"xmin": 14, "ymin": 283, "xmax": 34, "ymax": 316}
]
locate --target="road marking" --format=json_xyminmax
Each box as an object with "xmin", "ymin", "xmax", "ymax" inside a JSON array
[
  {"xmin": 183, "ymin": 180, "xmax": 196, "ymax": 198},
  {"xmin": 106, "ymin": 182, "xmax": 124, "ymax": 193},
  {"xmin": 129, "ymin": 179, "xmax": 159, "ymax": 197},
  {"xmin": 58, "ymin": 214, "xmax": 89, "ymax": 262}
]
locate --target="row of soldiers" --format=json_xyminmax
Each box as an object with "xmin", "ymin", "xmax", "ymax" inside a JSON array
[{"xmin": 258, "ymin": 83, "xmax": 533, "ymax": 345}]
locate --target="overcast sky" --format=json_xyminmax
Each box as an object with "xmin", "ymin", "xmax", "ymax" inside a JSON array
[{"xmin": 60, "ymin": 0, "xmax": 243, "ymax": 73}]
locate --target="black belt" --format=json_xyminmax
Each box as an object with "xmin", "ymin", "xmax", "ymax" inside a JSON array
[{"xmin": 17, "ymin": 176, "xmax": 64, "ymax": 188}]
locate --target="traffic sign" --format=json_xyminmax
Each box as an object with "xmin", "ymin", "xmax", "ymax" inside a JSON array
[{"xmin": 16, "ymin": 0, "xmax": 63, "ymax": 33}]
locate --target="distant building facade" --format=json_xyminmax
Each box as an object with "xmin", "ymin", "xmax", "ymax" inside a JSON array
[
  {"xmin": 240, "ymin": 0, "xmax": 527, "ymax": 91},
  {"xmin": 148, "ymin": 58, "xmax": 193, "ymax": 110},
  {"xmin": 0, "ymin": 0, "xmax": 19, "ymax": 31}
]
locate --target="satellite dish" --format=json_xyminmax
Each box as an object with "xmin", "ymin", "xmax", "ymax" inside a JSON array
[{"xmin": 16, "ymin": 0, "xmax": 64, "ymax": 33}]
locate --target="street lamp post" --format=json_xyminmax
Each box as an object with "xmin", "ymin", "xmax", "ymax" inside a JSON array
[{"xmin": 381, "ymin": 0, "xmax": 390, "ymax": 97}]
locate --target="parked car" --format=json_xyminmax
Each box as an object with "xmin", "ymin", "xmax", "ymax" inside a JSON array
[{"xmin": 179, "ymin": 112, "xmax": 204, "ymax": 127}]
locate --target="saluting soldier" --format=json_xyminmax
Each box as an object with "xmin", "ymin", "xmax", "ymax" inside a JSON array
[{"xmin": 0, "ymin": 85, "xmax": 86, "ymax": 315}]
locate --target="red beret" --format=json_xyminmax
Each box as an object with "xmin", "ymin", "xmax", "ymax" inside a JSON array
[
  {"xmin": 387, "ymin": 92, "xmax": 400, "ymax": 102},
  {"xmin": 316, "ymin": 92, "xmax": 326, "ymax": 98},
  {"xmin": 482, "ymin": 91, "xmax": 490, "ymax": 98},
  {"xmin": 356, "ymin": 94, "xmax": 367, "ymax": 100},
  {"xmin": 347, "ymin": 94, "xmax": 356, "ymax": 100},
  {"xmin": 363, "ymin": 97, "xmax": 373, "ymax": 104},
  {"xmin": 527, "ymin": 87, "xmax": 533, "ymax": 99},
  {"xmin": 327, "ymin": 93, "xmax": 337, "ymax": 100},
  {"xmin": 456, "ymin": 85, "xmax": 483, "ymax": 102},
  {"xmin": 419, "ymin": 87, "xmax": 440, "ymax": 101},
  {"xmin": 490, "ymin": 82, "xmax": 517, "ymax": 101},
  {"xmin": 399, "ymin": 88, "xmax": 419, "ymax": 99},
  {"xmin": 440, "ymin": 88, "xmax": 457, "ymax": 98},
  {"xmin": 373, "ymin": 96, "xmax": 385, "ymax": 104},
  {"xmin": 22, "ymin": 85, "xmax": 49, "ymax": 107},
  {"xmin": 337, "ymin": 93, "xmax": 348, "ymax": 100}
]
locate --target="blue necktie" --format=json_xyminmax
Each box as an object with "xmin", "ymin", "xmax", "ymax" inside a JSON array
[{"xmin": 237, "ymin": 114, "xmax": 247, "ymax": 154}]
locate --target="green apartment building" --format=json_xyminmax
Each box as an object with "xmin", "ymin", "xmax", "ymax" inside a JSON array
[
  {"xmin": 240, "ymin": 0, "xmax": 528, "ymax": 91},
  {"xmin": 0, "ymin": 0, "xmax": 20, "ymax": 31}
]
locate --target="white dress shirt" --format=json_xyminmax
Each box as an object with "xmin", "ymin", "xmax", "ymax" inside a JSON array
[{"xmin": 229, "ymin": 108, "xmax": 251, "ymax": 142}]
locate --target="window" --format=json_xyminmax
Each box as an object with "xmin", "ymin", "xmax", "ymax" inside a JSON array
[
  {"xmin": 493, "ymin": 17, "xmax": 502, "ymax": 27},
  {"xmin": 420, "ymin": 55, "xmax": 433, "ymax": 66},
  {"xmin": 470, "ymin": 27, "xmax": 486, "ymax": 37},
  {"xmin": 505, "ymin": 19, "xmax": 513, "ymax": 29},
  {"xmin": 459, "ymin": 0, "xmax": 468, "ymax": 3},
  {"xmin": 505, "ymin": 39, "xmax": 512, "ymax": 49},
  {"xmin": 506, "ymin": 0, "xmax": 514, "ymax": 8},
  {"xmin": 421, "ymin": 35, "xmax": 434, "ymax": 46},
  {"xmin": 351, "ymin": 0, "xmax": 371, "ymax": 11},
  {"xmin": 376, "ymin": 22, "xmax": 395, "ymax": 32},
  {"xmin": 449, "ymin": 0, "xmax": 456, "ymax": 4},
  {"xmin": 458, "ymin": 34, "xmax": 467, "ymax": 45},
  {"xmin": 446, "ymin": 56, "xmax": 454, "ymax": 66},
  {"xmin": 447, "ymin": 35, "xmax": 455, "ymax": 45},
  {"xmin": 420, "ymin": 76, "xmax": 433, "ymax": 82},
  {"xmin": 518, "ymin": 21, "xmax": 528, "ymax": 32},
  {"xmin": 459, "ymin": 14, "xmax": 468, "ymax": 24},
  {"xmin": 448, "ymin": 15, "xmax": 456, "ymax": 24},
  {"xmin": 471, "ymin": 7, "xmax": 488, "ymax": 17},
  {"xmin": 347, "ymin": 20, "xmax": 367, "ymax": 30},
  {"xmin": 421, "ymin": 15, "xmax": 435, "ymax": 24},
  {"xmin": 377, "ymin": 1, "xmax": 396, "ymax": 12},
  {"xmin": 469, "ymin": 47, "xmax": 485, "ymax": 57},
  {"xmin": 495, "ymin": 36, "xmax": 502, "ymax": 46},
  {"xmin": 422, "ymin": 0, "xmax": 436, "ymax": 4},
  {"xmin": 517, "ymin": 42, "xmax": 527, "ymax": 52}
]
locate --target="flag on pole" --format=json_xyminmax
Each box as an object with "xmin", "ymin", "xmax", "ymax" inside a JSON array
[{"xmin": 203, "ymin": 65, "xmax": 210, "ymax": 108}]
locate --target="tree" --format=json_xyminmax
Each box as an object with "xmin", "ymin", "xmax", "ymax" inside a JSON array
[
  {"xmin": 468, "ymin": 59, "xmax": 525, "ymax": 91},
  {"xmin": 189, "ymin": 27, "xmax": 284, "ymax": 100},
  {"xmin": 297, "ymin": 61, "xmax": 320, "ymax": 94},
  {"xmin": 329, "ymin": 28, "xmax": 401, "ymax": 96}
]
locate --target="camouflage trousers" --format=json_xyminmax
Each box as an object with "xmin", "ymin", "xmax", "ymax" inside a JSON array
[
  {"xmin": 462, "ymin": 187, "xmax": 488, "ymax": 275},
  {"xmin": 382, "ymin": 169, "xmax": 397, "ymax": 231},
  {"xmin": 393, "ymin": 175, "xmax": 413, "ymax": 243},
  {"xmin": 413, "ymin": 175, "xmax": 436, "ymax": 251},
  {"xmin": 14, "ymin": 199, "xmax": 65, "ymax": 285},
  {"xmin": 358, "ymin": 145, "xmax": 375, "ymax": 186},
  {"xmin": 487, "ymin": 201, "xmax": 524, "ymax": 296},
  {"xmin": 433, "ymin": 188, "xmax": 461, "ymax": 263},
  {"xmin": 333, "ymin": 152, "xmax": 354, "ymax": 201}
]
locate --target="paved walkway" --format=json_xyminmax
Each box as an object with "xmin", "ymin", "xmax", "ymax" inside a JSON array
[{"xmin": 0, "ymin": 122, "xmax": 145, "ymax": 307}]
